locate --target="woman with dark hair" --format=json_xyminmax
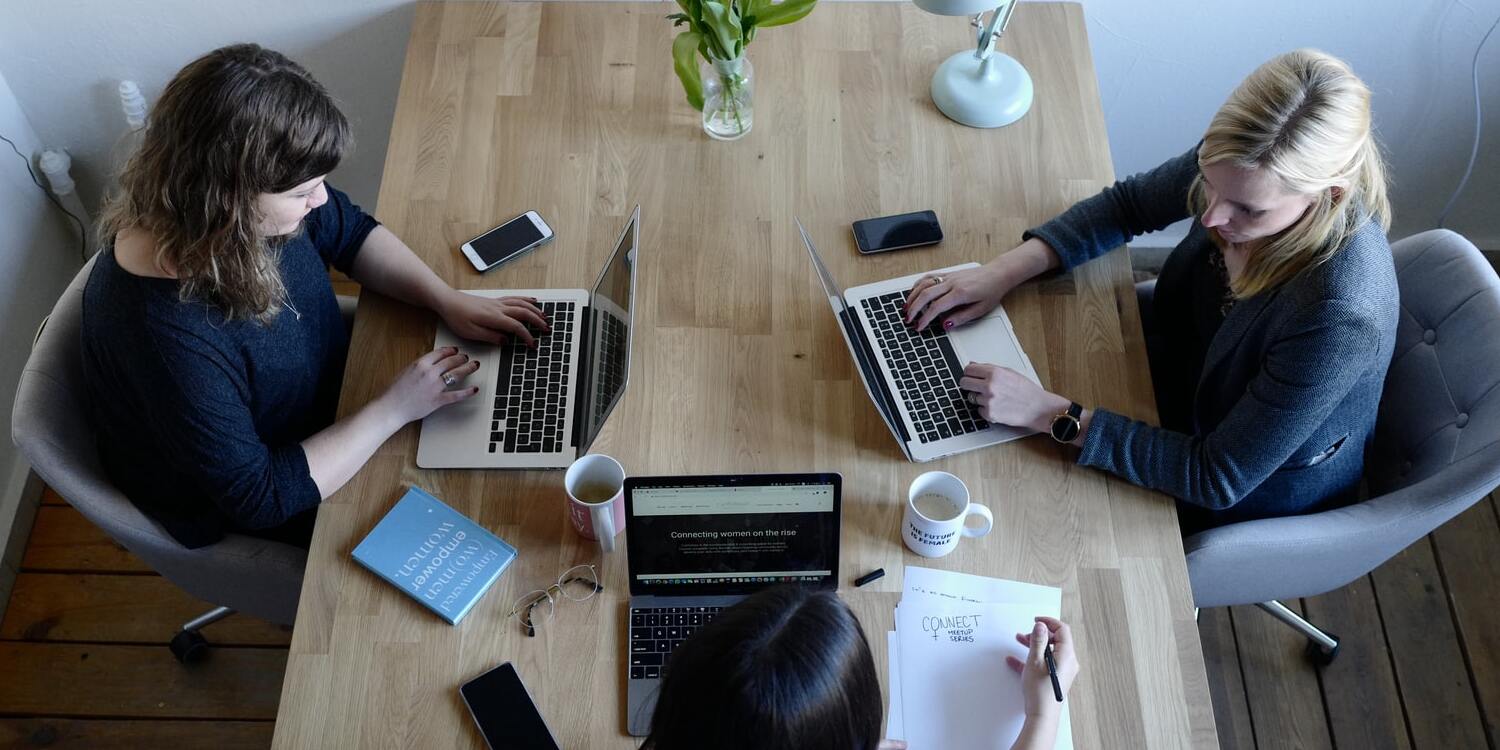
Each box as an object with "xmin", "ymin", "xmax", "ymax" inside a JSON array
[
  {"xmin": 82, "ymin": 44, "xmax": 544, "ymax": 548},
  {"xmin": 642, "ymin": 586, "xmax": 1079, "ymax": 750}
]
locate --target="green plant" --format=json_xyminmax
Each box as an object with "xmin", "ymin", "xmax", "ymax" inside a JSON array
[{"xmin": 668, "ymin": 0, "xmax": 817, "ymax": 111}]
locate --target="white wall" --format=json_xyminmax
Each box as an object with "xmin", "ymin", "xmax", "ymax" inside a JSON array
[
  {"xmin": 0, "ymin": 0, "xmax": 416, "ymax": 211},
  {"xmin": 0, "ymin": 1, "xmax": 1494, "ymax": 247},
  {"xmin": 0, "ymin": 67, "xmax": 84, "ymax": 609},
  {"xmin": 1084, "ymin": 0, "xmax": 1500, "ymax": 249}
]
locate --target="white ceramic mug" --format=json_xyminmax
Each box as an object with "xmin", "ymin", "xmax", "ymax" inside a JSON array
[
  {"xmin": 564, "ymin": 454, "xmax": 627, "ymax": 553},
  {"xmin": 901, "ymin": 471, "xmax": 993, "ymax": 558}
]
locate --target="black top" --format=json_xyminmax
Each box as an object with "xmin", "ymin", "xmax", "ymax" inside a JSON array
[
  {"xmin": 81, "ymin": 185, "xmax": 378, "ymax": 548},
  {"xmin": 1147, "ymin": 231, "xmax": 1233, "ymax": 432}
]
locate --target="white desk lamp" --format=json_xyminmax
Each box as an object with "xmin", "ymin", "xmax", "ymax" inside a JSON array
[{"xmin": 912, "ymin": 0, "xmax": 1032, "ymax": 128}]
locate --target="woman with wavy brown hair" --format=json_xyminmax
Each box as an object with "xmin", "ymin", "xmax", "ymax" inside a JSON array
[
  {"xmin": 82, "ymin": 44, "xmax": 544, "ymax": 548},
  {"xmin": 905, "ymin": 49, "xmax": 1398, "ymax": 532}
]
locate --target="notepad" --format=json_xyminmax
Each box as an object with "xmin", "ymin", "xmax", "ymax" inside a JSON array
[
  {"xmin": 352, "ymin": 486, "xmax": 517, "ymax": 625},
  {"xmin": 890, "ymin": 566, "xmax": 1073, "ymax": 749}
]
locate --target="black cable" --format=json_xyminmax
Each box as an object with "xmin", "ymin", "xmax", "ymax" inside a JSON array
[{"xmin": 0, "ymin": 132, "xmax": 88, "ymax": 263}]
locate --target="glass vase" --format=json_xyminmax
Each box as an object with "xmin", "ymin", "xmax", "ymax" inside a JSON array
[{"xmin": 701, "ymin": 54, "xmax": 753, "ymax": 141}]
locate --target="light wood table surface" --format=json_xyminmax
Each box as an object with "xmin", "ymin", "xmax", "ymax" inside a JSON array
[{"xmin": 273, "ymin": 3, "xmax": 1217, "ymax": 747}]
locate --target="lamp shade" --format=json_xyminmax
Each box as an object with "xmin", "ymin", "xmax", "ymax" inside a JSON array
[{"xmin": 912, "ymin": 0, "xmax": 1002, "ymax": 17}]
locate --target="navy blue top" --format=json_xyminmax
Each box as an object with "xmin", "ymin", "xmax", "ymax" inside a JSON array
[
  {"xmin": 1024, "ymin": 145, "xmax": 1399, "ymax": 531},
  {"xmin": 81, "ymin": 185, "xmax": 379, "ymax": 549}
]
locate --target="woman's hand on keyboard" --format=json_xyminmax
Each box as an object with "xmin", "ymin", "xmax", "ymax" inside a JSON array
[
  {"xmin": 438, "ymin": 292, "xmax": 548, "ymax": 347},
  {"xmin": 904, "ymin": 236, "xmax": 1063, "ymax": 332},
  {"xmin": 904, "ymin": 263, "xmax": 1011, "ymax": 332},
  {"xmin": 377, "ymin": 346, "xmax": 482, "ymax": 425},
  {"xmin": 959, "ymin": 363, "xmax": 1070, "ymax": 432}
]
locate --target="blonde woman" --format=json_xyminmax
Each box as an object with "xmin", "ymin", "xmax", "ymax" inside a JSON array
[
  {"xmin": 82, "ymin": 45, "xmax": 546, "ymax": 548},
  {"xmin": 904, "ymin": 49, "xmax": 1396, "ymax": 532}
]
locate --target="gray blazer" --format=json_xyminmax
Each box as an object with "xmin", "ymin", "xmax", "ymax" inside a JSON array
[{"xmin": 1025, "ymin": 146, "xmax": 1399, "ymax": 529}]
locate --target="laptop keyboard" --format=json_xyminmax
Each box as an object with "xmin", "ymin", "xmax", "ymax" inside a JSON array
[
  {"xmin": 628, "ymin": 606, "xmax": 723, "ymax": 680},
  {"xmin": 860, "ymin": 290, "xmax": 990, "ymax": 444},
  {"xmin": 592, "ymin": 310, "xmax": 628, "ymax": 419},
  {"xmin": 488, "ymin": 301, "xmax": 576, "ymax": 454}
]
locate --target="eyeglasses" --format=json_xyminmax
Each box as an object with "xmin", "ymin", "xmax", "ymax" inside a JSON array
[{"xmin": 508, "ymin": 564, "xmax": 603, "ymax": 637}]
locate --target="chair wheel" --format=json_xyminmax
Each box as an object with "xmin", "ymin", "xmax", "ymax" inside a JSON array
[
  {"xmin": 170, "ymin": 629, "xmax": 210, "ymax": 664},
  {"xmin": 1305, "ymin": 634, "xmax": 1340, "ymax": 666}
]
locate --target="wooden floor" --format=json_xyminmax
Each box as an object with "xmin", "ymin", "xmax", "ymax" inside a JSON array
[
  {"xmin": 2, "ymin": 484, "xmax": 1496, "ymax": 748},
  {"xmin": 0, "ymin": 488, "xmax": 290, "ymax": 748},
  {"xmin": 1201, "ymin": 489, "xmax": 1500, "ymax": 750}
]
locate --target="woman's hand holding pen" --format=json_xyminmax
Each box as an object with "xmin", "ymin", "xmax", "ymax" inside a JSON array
[{"xmin": 1008, "ymin": 617, "xmax": 1079, "ymax": 719}]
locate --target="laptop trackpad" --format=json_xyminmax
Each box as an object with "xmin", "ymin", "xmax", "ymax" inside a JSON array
[{"xmin": 950, "ymin": 310, "xmax": 1037, "ymax": 385}]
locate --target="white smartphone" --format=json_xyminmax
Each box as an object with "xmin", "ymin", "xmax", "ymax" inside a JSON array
[{"xmin": 460, "ymin": 211, "xmax": 554, "ymax": 273}]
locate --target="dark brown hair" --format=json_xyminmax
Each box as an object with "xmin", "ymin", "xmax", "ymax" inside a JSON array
[
  {"xmin": 98, "ymin": 43, "xmax": 351, "ymax": 321},
  {"xmin": 641, "ymin": 586, "xmax": 883, "ymax": 750}
]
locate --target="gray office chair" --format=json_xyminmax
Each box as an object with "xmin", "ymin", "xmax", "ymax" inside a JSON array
[
  {"xmin": 11, "ymin": 256, "xmax": 330, "ymax": 662},
  {"xmin": 1179, "ymin": 229, "xmax": 1500, "ymax": 664}
]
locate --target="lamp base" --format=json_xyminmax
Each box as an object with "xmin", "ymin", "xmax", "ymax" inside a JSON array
[{"xmin": 930, "ymin": 49, "xmax": 1033, "ymax": 129}]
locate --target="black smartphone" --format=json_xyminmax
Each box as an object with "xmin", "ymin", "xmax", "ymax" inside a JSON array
[
  {"xmin": 852, "ymin": 210, "xmax": 943, "ymax": 254},
  {"xmin": 459, "ymin": 662, "xmax": 562, "ymax": 750}
]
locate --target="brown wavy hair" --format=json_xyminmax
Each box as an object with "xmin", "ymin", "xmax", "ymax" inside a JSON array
[{"xmin": 98, "ymin": 44, "xmax": 351, "ymax": 322}]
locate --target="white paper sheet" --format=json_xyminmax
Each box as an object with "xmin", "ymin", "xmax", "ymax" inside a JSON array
[
  {"xmin": 903, "ymin": 565, "xmax": 1063, "ymax": 612},
  {"xmin": 886, "ymin": 631, "xmax": 904, "ymax": 740},
  {"xmin": 894, "ymin": 566, "xmax": 1073, "ymax": 749},
  {"xmin": 897, "ymin": 599, "xmax": 1035, "ymax": 748}
]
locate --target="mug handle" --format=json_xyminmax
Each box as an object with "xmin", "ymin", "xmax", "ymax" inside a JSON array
[
  {"xmin": 961, "ymin": 503, "xmax": 994, "ymax": 538},
  {"xmin": 591, "ymin": 500, "xmax": 617, "ymax": 553}
]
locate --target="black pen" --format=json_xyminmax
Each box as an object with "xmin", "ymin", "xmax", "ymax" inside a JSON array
[{"xmin": 1044, "ymin": 643, "xmax": 1063, "ymax": 702}]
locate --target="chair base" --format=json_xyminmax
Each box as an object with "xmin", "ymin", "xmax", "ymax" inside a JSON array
[
  {"xmin": 170, "ymin": 606, "xmax": 235, "ymax": 664},
  {"xmin": 1255, "ymin": 600, "xmax": 1341, "ymax": 666}
]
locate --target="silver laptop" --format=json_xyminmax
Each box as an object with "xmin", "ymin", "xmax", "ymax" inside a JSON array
[
  {"xmin": 622, "ymin": 473, "xmax": 842, "ymax": 736},
  {"xmin": 797, "ymin": 219, "xmax": 1041, "ymax": 461},
  {"xmin": 416, "ymin": 206, "xmax": 639, "ymax": 469}
]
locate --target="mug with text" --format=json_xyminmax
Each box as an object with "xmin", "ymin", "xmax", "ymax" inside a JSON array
[
  {"xmin": 565, "ymin": 454, "xmax": 627, "ymax": 553},
  {"xmin": 901, "ymin": 471, "xmax": 993, "ymax": 558}
]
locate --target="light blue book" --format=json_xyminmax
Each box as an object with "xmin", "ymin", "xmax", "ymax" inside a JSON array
[{"xmin": 352, "ymin": 486, "xmax": 517, "ymax": 625}]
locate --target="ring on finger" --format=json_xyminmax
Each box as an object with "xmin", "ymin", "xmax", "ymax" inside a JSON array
[
  {"xmin": 967, "ymin": 392, "xmax": 979, "ymax": 405},
  {"xmin": 931, "ymin": 275, "xmax": 945, "ymax": 285},
  {"xmin": 442, "ymin": 373, "xmax": 458, "ymax": 387}
]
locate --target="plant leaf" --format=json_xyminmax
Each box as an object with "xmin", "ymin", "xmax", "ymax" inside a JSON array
[
  {"xmin": 672, "ymin": 30, "xmax": 706, "ymax": 111},
  {"xmin": 701, "ymin": 0, "xmax": 742, "ymax": 60},
  {"xmin": 754, "ymin": 0, "xmax": 816, "ymax": 28}
]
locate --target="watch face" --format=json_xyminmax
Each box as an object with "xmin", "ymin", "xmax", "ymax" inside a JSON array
[{"xmin": 1051, "ymin": 416, "xmax": 1080, "ymax": 443}]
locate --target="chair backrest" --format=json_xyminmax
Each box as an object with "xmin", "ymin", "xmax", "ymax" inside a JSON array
[
  {"xmin": 1370, "ymin": 230, "xmax": 1500, "ymax": 494},
  {"xmin": 1185, "ymin": 230, "xmax": 1500, "ymax": 607},
  {"xmin": 11, "ymin": 257, "xmax": 306, "ymax": 625}
]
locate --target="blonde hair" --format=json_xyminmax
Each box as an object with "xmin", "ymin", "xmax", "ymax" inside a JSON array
[
  {"xmin": 98, "ymin": 44, "xmax": 351, "ymax": 322},
  {"xmin": 1188, "ymin": 49, "xmax": 1391, "ymax": 299}
]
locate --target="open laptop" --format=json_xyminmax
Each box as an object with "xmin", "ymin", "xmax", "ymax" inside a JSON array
[
  {"xmin": 797, "ymin": 219, "xmax": 1041, "ymax": 461},
  {"xmin": 416, "ymin": 206, "xmax": 639, "ymax": 469},
  {"xmin": 622, "ymin": 473, "xmax": 842, "ymax": 736}
]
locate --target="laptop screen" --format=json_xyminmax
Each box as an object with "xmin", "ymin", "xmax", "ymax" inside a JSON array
[
  {"xmin": 577, "ymin": 206, "xmax": 639, "ymax": 455},
  {"xmin": 624, "ymin": 473, "xmax": 842, "ymax": 597}
]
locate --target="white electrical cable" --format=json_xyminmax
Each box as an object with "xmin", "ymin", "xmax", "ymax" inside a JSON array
[{"xmin": 1437, "ymin": 11, "xmax": 1500, "ymax": 229}]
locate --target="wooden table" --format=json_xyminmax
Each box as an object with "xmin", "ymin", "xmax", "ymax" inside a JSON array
[{"xmin": 273, "ymin": 3, "xmax": 1217, "ymax": 747}]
